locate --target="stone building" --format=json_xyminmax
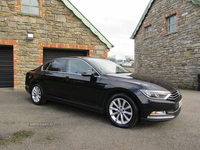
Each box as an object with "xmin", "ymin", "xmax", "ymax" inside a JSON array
[
  {"xmin": 131, "ymin": 0, "xmax": 200, "ymax": 89},
  {"xmin": 0, "ymin": 0, "xmax": 113, "ymax": 90}
]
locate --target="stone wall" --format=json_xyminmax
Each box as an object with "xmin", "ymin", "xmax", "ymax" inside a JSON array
[
  {"xmin": 134, "ymin": 0, "xmax": 200, "ymax": 89},
  {"xmin": 0, "ymin": 0, "xmax": 108, "ymax": 90}
]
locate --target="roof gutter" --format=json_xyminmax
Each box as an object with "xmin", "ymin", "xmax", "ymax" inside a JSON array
[
  {"xmin": 130, "ymin": 0, "xmax": 154, "ymax": 39},
  {"xmin": 187, "ymin": 0, "xmax": 200, "ymax": 5},
  {"xmin": 61, "ymin": 0, "xmax": 114, "ymax": 49}
]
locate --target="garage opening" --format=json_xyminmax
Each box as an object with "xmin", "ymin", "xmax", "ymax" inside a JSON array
[
  {"xmin": 0, "ymin": 45, "xmax": 14, "ymax": 88},
  {"xmin": 43, "ymin": 48, "xmax": 88, "ymax": 63}
]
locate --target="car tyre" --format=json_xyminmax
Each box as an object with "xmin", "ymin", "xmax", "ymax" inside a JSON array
[
  {"xmin": 106, "ymin": 93, "xmax": 138, "ymax": 128},
  {"xmin": 31, "ymin": 84, "xmax": 47, "ymax": 105}
]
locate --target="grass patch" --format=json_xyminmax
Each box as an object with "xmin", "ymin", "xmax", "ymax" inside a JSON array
[
  {"xmin": 10, "ymin": 121, "xmax": 18, "ymax": 124},
  {"xmin": 0, "ymin": 131, "xmax": 34, "ymax": 145}
]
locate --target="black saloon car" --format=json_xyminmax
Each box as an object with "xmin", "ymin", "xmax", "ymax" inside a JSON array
[{"xmin": 25, "ymin": 57, "xmax": 182, "ymax": 128}]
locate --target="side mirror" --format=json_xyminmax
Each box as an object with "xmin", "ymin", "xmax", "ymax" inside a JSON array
[{"xmin": 81, "ymin": 70, "xmax": 95, "ymax": 77}]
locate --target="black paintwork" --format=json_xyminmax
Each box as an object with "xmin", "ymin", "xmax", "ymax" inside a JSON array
[{"xmin": 25, "ymin": 57, "xmax": 182, "ymax": 122}]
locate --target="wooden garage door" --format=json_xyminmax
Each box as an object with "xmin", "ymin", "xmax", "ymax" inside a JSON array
[
  {"xmin": 43, "ymin": 48, "xmax": 88, "ymax": 63},
  {"xmin": 0, "ymin": 46, "xmax": 13, "ymax": 88}
]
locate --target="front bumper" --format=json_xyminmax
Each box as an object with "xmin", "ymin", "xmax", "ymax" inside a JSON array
[{"xmin": 141, "ymin": 98, "xmax": 182, "ymax": 123}]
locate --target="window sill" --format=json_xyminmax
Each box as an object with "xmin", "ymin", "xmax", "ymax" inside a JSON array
[
  {"xmin": 164, "ymin": 31, "xmax": 178, "ymax": 36},
  {"xmin": 144, "ymin": 36, "xmax": 152, "ymax": 40},
  {"xmin": 17, "ymin": 12, "xmax": 42, "ymax": 18}
]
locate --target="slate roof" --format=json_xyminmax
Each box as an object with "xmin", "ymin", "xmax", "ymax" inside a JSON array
[{"xmin": 61, "ymin": 0, "xmax": 114, "ymax": 49}]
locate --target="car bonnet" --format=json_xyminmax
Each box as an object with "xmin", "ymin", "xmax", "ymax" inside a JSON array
[
  {"xmin": 130, "ymin": 73, "xmax": 177, "ymax": 92},
  {"xmin": 106, "ymin": 73, "xmax": 177, "ymax": 92}
]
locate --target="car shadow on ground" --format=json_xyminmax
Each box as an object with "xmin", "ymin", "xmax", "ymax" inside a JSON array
[
  {"xmin": 25, "ymin": 95, "xmax": 110, "ymax": 124},
  {"xmin": 24, "ymin": 95, "xmax": 166, "ymax": 129}
]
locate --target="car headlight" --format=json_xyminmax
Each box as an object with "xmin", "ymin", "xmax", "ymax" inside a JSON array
[{"xmin": 140, "ymin": 90, "xmax": 171, "ymax": 100}]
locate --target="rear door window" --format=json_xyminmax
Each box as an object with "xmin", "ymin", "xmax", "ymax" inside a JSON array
[{"xmin": 46, "ymin": 59, "xmax": 67, "ymax": 72}]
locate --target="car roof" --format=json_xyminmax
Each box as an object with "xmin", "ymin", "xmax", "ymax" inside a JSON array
[
  {"xmin": 54, "ymin": 56, "xmax": 103, "ymax": 60},
  {"xmin": 45, "ymin": 57, "xmax": 105, "ymax": 64}
]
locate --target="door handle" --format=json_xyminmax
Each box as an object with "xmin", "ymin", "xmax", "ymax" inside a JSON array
[{"xmin": 65, "ymin": 76, "xmax": 69, "ymax": 81}]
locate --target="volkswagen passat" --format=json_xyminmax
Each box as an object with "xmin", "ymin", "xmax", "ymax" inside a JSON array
[{"xmin": 25, "ymin": 57, "xmax": 182, "ymax": 128}]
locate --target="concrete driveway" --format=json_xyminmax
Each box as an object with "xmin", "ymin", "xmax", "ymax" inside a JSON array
[{"xmin": 0, "ymin": 89, "xmax": 200, "ymax": 150}]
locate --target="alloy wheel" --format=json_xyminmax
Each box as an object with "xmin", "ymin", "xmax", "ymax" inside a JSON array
[
  {"xmin": 31, "ymin": 85, "xmax": 41, "ymax": 103},
  {"xmin": 109, "ymin": 98, "xmax": 133, "ymax": 125}
]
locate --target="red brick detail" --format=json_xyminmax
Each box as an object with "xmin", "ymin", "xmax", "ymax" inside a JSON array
[
  {"xmin": 14, "ymin": 0, "xmax": 21, "ymax": 12},
  {"xmin": 142, "ymin": 21, "xmax": 154, "ymax": 39},
  {"xmin": 38, "ymin": 42, "xmax": 95, "ymax": 64},
  {"xmin": 14, "ymin": 0, "xmax": 45, "ymax": 16},
  {"xmin": 89, "ymin": 50, "xmax": 94, "ymax": 56},
  {"xmin": 103, "ymin": 49, "xmax": 108, "ymax": 59},
  {"xmin": 0, "ymin": 39, "xmax": 19, "ymax": 89},
  {"xmin": 39, "ymin": 0, "xmax": 45, "ymax": 16},
  {"xmin": 162, "ymin": 8, "xmax": 180, "ymax": 34}
]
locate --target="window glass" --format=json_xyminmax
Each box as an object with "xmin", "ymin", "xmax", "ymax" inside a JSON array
[
  {"xmin": 22, "ymin": 0, "xmax": 29, "ymax": 5},
  {"xmin": 32, "ymin": 7, "xmax": 39, "ymax": 15},
  {"xmin": 21, "ymin": 0, "xmax": 39, "ymax": 15},
  {"xmin": 48, "ymin": 59, "xmax": 66, "ymax": 72},
  {"xmin": 32, "ymin": 0, "xmax": 39, "ymax": 6},
  {"xmin": 21, "ymin": 5, "xmax": 30, "ymax": 14},
  {"xmin": 67, "ymin": 59, "xmax": 94, "ymax": 74},
  {"xmin": 86, "ymin": 58, "xmax": 130, "ymax": 74},
  {"xmin": 167, "ymin": 15, "xmax": 177, "ymax": 33},
  {"xmin": 145, "ymin": 25, "xmax": 152, "ymax": 38}
]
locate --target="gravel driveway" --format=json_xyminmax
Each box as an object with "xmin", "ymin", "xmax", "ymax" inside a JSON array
[{"xmin": 0, "ymin": 89, "xmax": 200, "ymax": 150}]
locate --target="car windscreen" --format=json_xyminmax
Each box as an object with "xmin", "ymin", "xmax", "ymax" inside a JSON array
[{"xmin": 86, "ymin": 58, "xmax": 131, "ymax": 74}]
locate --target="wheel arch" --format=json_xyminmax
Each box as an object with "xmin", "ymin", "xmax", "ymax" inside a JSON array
[
  {"xmin": 29, "ymin": 80, "xmax": 44, "ymax": 94},
  {"xmin": 102, "ymin": 88, "xmax": 142, "ymax": 114}
]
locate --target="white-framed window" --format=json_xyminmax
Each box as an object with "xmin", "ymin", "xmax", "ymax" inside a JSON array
[
  {"xmin": 167, "ymin": 14, "xmax": 177, "ymax": 33},
  {"xmin": 21, "ymin": 0, "xmax": 39, "ymax": 15}
]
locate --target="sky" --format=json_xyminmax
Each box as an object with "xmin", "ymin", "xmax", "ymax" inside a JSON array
[{"xmin": 69, "ymin": 0, "xmax": 150, "ymax": 60}]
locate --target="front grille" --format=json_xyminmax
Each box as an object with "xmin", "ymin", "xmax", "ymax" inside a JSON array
[{"xmin": 168, "ymin": 90, "xmax": 180, "ymax": 101}]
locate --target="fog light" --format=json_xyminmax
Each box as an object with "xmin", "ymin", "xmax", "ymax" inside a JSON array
[{"xmin": 150, "ymin": 111, "xmax": 166, "ymax": 115}]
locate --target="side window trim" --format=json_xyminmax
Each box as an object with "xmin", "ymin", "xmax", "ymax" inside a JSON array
[{"xmin": 41, "ymin": 62, "xmax": 51, "ymax": 71}]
